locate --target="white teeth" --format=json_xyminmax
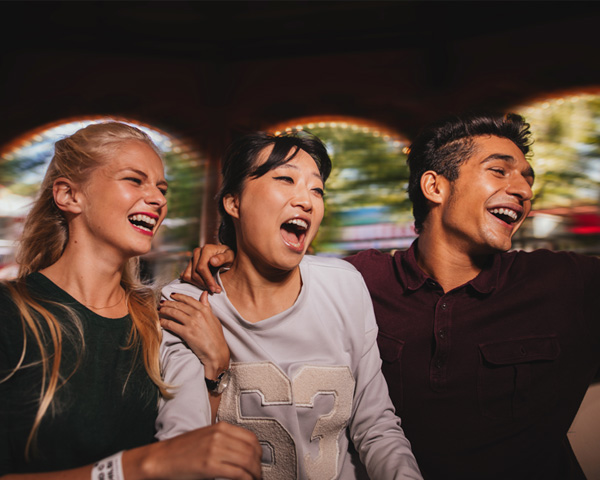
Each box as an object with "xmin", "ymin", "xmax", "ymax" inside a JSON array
[
  {"xmin": 129, "ymin": 214, "xmax": 158, "ymax": 232},
  {"xmin": 286, "ymin": 218, "xmax": 308, "ymax": 229},
  {"xmin": 129, "ymin": 214, "xmax": 157, "ymax": 226},
  {"xmin": 489, "ymin": 208, "xmax": 518, "ymax": 221}
]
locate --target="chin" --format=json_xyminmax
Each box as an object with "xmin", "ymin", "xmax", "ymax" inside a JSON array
[
  {"xmin": 471, "ymin": 238, "xmax": 511, "ymax": 256},
  {"xmin": 489, "ymin": 240, "xmax": 513, "ymax": 253}
]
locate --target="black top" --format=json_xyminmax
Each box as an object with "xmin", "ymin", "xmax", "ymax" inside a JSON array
[{"xmin": 0, "ymin": 273, "xmax": 158, "ymax": 474}]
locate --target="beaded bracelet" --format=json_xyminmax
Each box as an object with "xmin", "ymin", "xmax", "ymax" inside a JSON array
[{"xmin": 91, "ymin": 451, "xmax": 124, "ymax": 480}]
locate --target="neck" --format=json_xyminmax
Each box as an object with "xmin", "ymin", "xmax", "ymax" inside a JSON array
[
  {"xmin": 220, "ymin": 254, "xmax": 302, "ymax": 323},
  {"xmin": 416, "ymin": 229, "xmax": 489, "ymax": 293},
  {"xmin": 40, "ymin": 241, "xmax": 129, "ymax": 317}
]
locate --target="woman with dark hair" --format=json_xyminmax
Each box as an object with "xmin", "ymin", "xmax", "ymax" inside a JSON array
[
  {"xmin": 158, "ymin": 132, "xmax": 422, "ymax": 479},
  {"xmin": 0, "ymin": 122, "xmax": 261, "ymax": 480}
]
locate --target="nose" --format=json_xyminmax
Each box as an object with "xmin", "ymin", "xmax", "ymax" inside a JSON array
[
  {"xmin": 507, "ymin": 173, "xmax": 533, "ymax": 202},
  {"xmin": 146, "ymin": 185, "xmax": 167, "ymax": 210},
  {"xmin": 291, "ymin": 183, "xmax": 313, "ymax": 212}
]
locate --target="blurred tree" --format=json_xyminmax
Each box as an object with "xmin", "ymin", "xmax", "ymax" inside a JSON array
[
  {"xmin": 161, "ymin": 150, "xmax": 205, "ymax": 250},
  {"xmin": 298, "ymin": 124, "xmax": 411, "ymax": 252},
  {"xmin": 521, "ymin": 95, "xmax": 600, "ymax": 209}
]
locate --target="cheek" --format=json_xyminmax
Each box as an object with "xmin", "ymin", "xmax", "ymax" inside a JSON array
[
  {"xmin": 314, "ymin": 201, "xmax": 325, "ymax": 226},
  {"xmin": 109, "ymin": 184, "xmax": 136, "ymax": 203},
  {"xmin": 157, "ymin": 204, "xmax": 168, "ymax": 226},
  {"xmin": 237, "ymin": 203, "xmax": 271, "ymax": 238}
]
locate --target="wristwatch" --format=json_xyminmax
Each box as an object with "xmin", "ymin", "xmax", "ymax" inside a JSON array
[{"xmin": 205, "ymin": 369, "xmax": 230, "ymax": 395}]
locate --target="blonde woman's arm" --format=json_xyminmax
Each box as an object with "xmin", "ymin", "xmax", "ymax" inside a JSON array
[{"xmin": 1, "ymin": 423, "xmax": 262, "ymax": 480}]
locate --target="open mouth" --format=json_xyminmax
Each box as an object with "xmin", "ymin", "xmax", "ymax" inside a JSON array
[
  {"xmin": 128, "ymin": 213, "xmax": 158, "ymax": 234},
  {"xmin": 280, "ymin": 218, "xmax": 309, "ymax": 250},
  {"xmin": 488, "ymin": 207, "xmax": 520, "ymax": 225}
]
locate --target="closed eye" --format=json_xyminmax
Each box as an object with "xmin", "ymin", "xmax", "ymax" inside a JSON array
[
  {"xmin": 313, "ymin": 187, "xmax": 325, "ymax": 197},
  {"xmin": 273, "ymin": 175, "xmax": 294, "ymax": 184},
  {"xmin": 490, "ymin": 168, "xmax": 505, "ymax": 176},
  {"xmin": 126, "ymin": 177, "xmax": 143, "ymax": 185}
]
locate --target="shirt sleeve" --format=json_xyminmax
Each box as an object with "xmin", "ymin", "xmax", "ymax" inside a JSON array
[
  {"xmin": 155, "ymin": 287, "xmax": 212, "ymax": 440},
  {"xmin": 348, "ymin": 278, "xmax": 423, "ymax": 480}
]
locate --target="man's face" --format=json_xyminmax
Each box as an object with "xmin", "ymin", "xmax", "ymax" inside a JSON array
[{"xmin": 437, "ymin": 135, "xmax": 534, "ymax": 255}]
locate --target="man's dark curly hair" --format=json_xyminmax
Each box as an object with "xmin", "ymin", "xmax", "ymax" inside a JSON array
[{"xmin": 407, "ymin": 112, "xmax": 533, "ymax": 234}]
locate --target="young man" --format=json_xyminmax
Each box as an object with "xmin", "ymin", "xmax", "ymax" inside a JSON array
[{"xmin": 187, "ymin": 113, "xmax": 600, "ymax": 479}]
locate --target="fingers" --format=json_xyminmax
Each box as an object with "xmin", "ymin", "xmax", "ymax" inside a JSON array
[
  {"xmin": 207, "ymin": 423, "xmax": 263, "ymax": 479},
  {"xmin": 180, "ymin": 245, "xmax": 235, "ymax": 293},
  {"xmin": 160, "ymin": 292, "xmax": 211, "ymax": 317},
  {"xmin": 181, "ymin": 246, "xmax": 222, "ymax": 293},
  {"xmin": 208, "ymin": 249, "xmax": 235, "ymax": 268},
  {"xmin": 200, "ymin": 290, "xmax": 210, "ymax": 306},
  {"xmin": 159, "ymin": 293, "xmax": 230, "ymax": 376},
  {"xmin": 146, "ymin": 423, "xmax": 262, "ymax": 479},
  {"xmin": 159, "ymin": 296, "xmax": 217, "ymax": 335},
  {"xmin": 159, "ymin": 317, "xmax": 186, "ymax": 337},
  {"xmin": 217, "ymin": 422, "xmax": 263, "ymax": 459},
  {"xmin": 181, "ymin": 255, "xmax": 194, "ymax": 283}
]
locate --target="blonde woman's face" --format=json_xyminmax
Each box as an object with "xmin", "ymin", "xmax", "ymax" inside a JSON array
[{"xmin": 77, "ymin": 141, "xmax": 168, "ymax": 260}]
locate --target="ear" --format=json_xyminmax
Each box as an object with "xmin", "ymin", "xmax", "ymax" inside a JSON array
[
  {"xmin": 420, "ymin": 170, "xmax": 450, "ymax": 206},
  {"xmin": 222, "ymin": 193, "xmax": 240, "ymax": 219},
  {"xmin": 53, "ymin": 178, "xmax": 83, "ymax": 214}
]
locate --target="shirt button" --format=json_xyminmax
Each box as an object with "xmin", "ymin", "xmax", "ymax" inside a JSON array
[
  {"xmin": 438, "ymin": 329, "xmax": 446, "ymax": 339},
  {"xmin": 520, "ymin": 346, "xmax": 527, "ymax": 356},
  {"xmin": 435, "ymin": 359, "xmax": 444, "ymax": 369},
  {"xmin": 426, "ymin": 279, "xmax": 437, "ymax": 288},
  {"xmin": 441, "ymin": 302, "xmax": 447, "ymax": 310}
]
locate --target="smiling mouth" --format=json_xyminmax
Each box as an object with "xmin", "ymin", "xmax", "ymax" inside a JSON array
[
  {"xmin": 128, "ymin": 214, "xmax": 158, "ymax": 233},
  {"xmin": 488, "ymin": 207, "xmax": 520, "ymax": 225},
  {"xmin": 281, "ymin": 218, "xmax": 309, "ymax": 250}
]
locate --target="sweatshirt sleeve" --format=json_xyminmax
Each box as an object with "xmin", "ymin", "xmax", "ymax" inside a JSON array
[
  {"xmin": 155, "ymin": 282, "xmax": 212, "ymax": 440},
  {"xmin": 348, "ymin": 278, "xmax": 423, "ymax": 479}
]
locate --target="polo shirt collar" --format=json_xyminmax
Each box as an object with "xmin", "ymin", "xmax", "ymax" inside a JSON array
[
  {"xmin": 397, "ymin": 240, "xmax": 430, "ymax": 291},
  {"xmin": 468, "ymin": 253, "xmax": 500, "ymax": 294},
  {"xmin": 398, "ymin": 239, "xmax": 501, "ymax": 294}
]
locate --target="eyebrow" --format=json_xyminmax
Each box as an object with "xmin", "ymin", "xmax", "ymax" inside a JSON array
[
  {"xmin": 482, "ymin": 154, "xmax": 535, "ymax": 181},
  {"xmin": 278, "ymin": 163, "xmax": 324, "ymax": 182}
]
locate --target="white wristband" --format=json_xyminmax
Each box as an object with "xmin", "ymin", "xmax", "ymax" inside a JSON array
[{"xmin": 91, "ymin": 451, "xmax": 124, "ymax": 480}]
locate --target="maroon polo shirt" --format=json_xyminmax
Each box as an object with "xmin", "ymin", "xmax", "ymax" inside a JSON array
[{"xmin": 347, "ymin": 242, "xmax": 600, "ymax": 480}]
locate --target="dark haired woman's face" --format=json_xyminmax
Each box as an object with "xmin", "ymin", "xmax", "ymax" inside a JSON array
[{"xmin": 225, "ymin": 146, "xmax": 324, "ymax": 271}]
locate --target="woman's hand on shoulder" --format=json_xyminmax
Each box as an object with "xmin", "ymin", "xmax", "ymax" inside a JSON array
[
  {"xmin": 181, "ymin": 245, "xmax": 235, "ymax": 294},
  {"xmin": 159, "ymin": 291, "xmax": 229, "ymax": 379}
]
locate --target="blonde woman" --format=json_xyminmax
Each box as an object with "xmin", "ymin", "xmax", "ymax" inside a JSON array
[{"xmin": 0, "ymin": 123, "xmax": 261, "ymax": 480}]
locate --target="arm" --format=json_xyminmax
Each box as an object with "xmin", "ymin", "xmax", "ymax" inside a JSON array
[
  {"xmin": 1, "ymin": 423, "xmax": 262, "ymax": 480},
  {"xmin": 180, "ymin": 245, "xmax": 235, "ymax": 294},
  {"xmin": 156, "ymin": 329, "xmax": 212, "ymax": 438},
  {"xmin": 158, "ymin": 283, "xmax": 228, "ymax": 426},
  {"xmin": 348, "ymin": 282, "xmax": 423, "ymax": 480}
]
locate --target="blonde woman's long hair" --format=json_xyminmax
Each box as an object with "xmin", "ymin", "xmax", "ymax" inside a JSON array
[{"xmin": 2, "ymin": 122, "xmax": 169, "ymax": 458}]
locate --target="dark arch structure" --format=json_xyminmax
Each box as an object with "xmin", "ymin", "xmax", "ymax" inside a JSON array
[{"xmin": 2, "ymin": 1, "xmax": 600, "ymax": 239}]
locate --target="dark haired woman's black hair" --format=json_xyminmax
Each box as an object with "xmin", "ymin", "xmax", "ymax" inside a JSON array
[
  {"xmin": 407, "ymin": 112, "xmax": 533, "ymax": 234},
  {"xmin": 217, "ymin": 131, "xmax": 332, "ymax": 251}
]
